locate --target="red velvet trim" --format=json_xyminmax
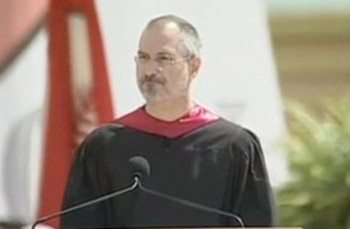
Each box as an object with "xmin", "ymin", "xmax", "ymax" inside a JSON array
[{"xmin": 116, "ymin": 105, "xmax": 219, "ymax": 138}]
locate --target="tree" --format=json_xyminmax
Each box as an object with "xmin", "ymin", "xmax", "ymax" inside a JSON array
[{"xmin": 278, "ymin": 100, "xmax": 350, "ymax": 229}]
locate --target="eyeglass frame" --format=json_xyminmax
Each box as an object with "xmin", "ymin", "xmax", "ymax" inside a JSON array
[{"xmin": 134, "ymin": 52, "xmax": 194, "ymax": 67}]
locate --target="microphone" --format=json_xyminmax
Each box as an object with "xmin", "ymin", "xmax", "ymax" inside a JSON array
[
  {"xmin": 129, "ymin": 156, "xmax": 151, "ymax": 180},
  {"xmin": 31, "ymin": 156, "xmax": 145, "ymax": 229},
  {"xmin": 131, "ymin": 156, "xmax": 245, "ymax": 227}
]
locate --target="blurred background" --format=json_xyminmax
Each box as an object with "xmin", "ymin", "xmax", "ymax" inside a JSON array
[
  {"xmin": 0, "ymin": 0, "xmax": 349, "ymax": 228},
  {"xmin": 267, "ymin": 1, "xmax": 350, "ymax": 228},
  {"xmin": 268, "ymin": 0, "xmax": 350, "ymax": 107}
]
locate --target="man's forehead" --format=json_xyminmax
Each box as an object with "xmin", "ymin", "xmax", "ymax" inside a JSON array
[
  {"xmin": 139, "ymin": 28, "xmax": 183, "ymax": 54},
  {"xmin": 138, "ymin": 43, "xmax": 185, "ymax": 58},
  {"xmin": 140, "ymin": 22, "xmax": 181, "ymax": 42},
  {"xmin": 146, "ymin": 20, "xmax": 180, "ymax": 33}
]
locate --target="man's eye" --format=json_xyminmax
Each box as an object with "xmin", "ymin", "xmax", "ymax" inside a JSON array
[
  {"xmin": 157, "ymin": 56, "xmax": 173, "ymax": 63},
  {"xmin": 138, "ymin": 55, "xmax": 149, "ymax": 60},
  {"xmin": 159, "ymin": 56, "xmax": 172, "ymax": 60}
]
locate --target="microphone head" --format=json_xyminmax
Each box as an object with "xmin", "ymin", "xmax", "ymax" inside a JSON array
[{"xmin": 129, "ymin": 156, "xmax": 151, "ymax": 179}]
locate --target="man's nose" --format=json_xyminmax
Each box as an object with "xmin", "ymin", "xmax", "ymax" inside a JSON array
[
  {"xmin": 144, "ymin": 59, "xmax": 162, "ymax": 74},
  {"xmin": 144, "ymin": 73, "xmax": 157, "ymax": 82}
]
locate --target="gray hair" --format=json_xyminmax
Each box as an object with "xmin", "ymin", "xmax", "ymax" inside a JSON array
[{"xmin": 145, "ymin": 14, "xmax": 202, "ymax": 58}]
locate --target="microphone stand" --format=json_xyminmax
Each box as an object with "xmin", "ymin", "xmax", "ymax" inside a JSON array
[
  {"xmin": 33, "ymin": 177, "xmax": 244, "ymax": 228},
  {"xmin": 136, "ymin": 179, "xmax": 245, "ymax": 227},
  {"xmin": 31, "ymin": 177, "xmax": 139, "ymax": 229}
]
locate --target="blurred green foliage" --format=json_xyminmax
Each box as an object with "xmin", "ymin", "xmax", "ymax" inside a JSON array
[{"xmin": 277, "ymin": 99, "xmax": 350, "ymax": 229}]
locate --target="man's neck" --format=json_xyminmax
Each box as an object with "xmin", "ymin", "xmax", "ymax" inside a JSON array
[{"xmin": 145, "ymin": 98, "xmax": 194, "ymax": 122}]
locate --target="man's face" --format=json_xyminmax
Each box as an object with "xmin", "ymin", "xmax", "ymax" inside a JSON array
[{"xmin": 136, "ymin": 23, "xmax": 196, "ymax": 103}]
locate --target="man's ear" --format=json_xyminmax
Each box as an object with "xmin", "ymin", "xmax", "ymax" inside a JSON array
[{"xmin": 189, "ymin": 57, "xmax": 201, "ymax": 79}]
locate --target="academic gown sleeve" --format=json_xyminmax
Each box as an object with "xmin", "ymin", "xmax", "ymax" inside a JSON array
[
  {"xmin": 232, "ymin": 129, "xmax": 277, "ymax": 227},
  {"xmin": 60, "ymin": 130, "xmax": 111, "ymax": 228}
]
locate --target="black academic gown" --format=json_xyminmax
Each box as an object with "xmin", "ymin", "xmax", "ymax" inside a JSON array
[{"xmin": 60, "ymin": 117, "xmax": 276, "ymax": 228}]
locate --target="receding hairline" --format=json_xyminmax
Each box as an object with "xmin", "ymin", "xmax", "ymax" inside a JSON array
[
  {"xmin": 141, "ymin": 14, "xmax": 202, "ymax": 57},
  {"xmin": 144, "ymin": 15, "xmax": 192, "ymax": 30}
]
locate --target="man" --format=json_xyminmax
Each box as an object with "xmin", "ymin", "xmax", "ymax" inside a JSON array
[{"xmin": 61, "ymin": 15, "xmax": 276, "ymax": 228}]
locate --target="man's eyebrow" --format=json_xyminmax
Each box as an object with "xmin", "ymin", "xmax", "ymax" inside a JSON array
[
  {"xmin": 137, "ymin": 50, "xmax": 148, "ymax": 55},
  {"xmin": 137, "ymin": 50, "xmax": 173, "ymax": 56},
  {"xmin": 157, "ymin": 51, "xmax": 173, "ymax": 56}
]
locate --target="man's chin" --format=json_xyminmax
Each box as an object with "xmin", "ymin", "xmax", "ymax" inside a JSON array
[{"xmin": 142, "ymin": 92, "xmax": 171, "ymax": 103}]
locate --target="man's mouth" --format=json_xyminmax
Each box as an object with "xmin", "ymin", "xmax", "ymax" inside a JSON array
[{"xmin": 143, "ymin": 79, "xmax": 164, "ymax": 85}]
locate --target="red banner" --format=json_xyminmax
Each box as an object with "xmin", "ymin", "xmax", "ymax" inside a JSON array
[{"xmin": 38, "ymin": 0, "xmax": 114, "ymax": 227}]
